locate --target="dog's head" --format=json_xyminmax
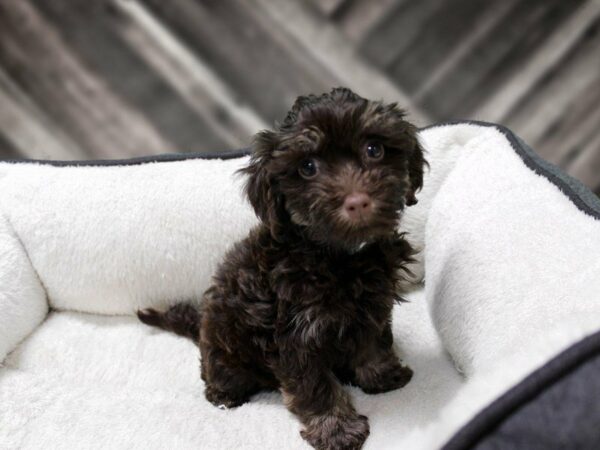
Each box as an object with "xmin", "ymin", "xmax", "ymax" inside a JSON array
[{"xmin": 241, "ymin": 87, "xmax": 426, "ymax": 250}]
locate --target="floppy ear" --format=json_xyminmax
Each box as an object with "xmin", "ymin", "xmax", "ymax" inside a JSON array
[
  {"xmin": 405, "ymin": 134, "xmax": 427, "ymax": 207},
  {"xmin": 239, "ymin": 130, "xmax": 287, "ymax": 239},
  {"xmin": 360, "ymin": 101, "xmax": 426, "ymax": 206}
]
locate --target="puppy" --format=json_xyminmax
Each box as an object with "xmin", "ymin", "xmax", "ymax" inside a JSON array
[{"xmin": 138, "ymin": 87, "xmax": 426, "ymax": 450}]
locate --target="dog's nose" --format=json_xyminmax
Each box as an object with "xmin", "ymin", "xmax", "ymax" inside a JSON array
[{"xmin": 343, "ymin": 192, "xmax": 372, "ymax": 221}]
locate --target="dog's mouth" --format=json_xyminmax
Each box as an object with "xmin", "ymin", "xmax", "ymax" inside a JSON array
[
  {"xmin": 325, "ymin": 205, "xmax": 402, "ymax": 250},
  {"xmin": 348, "ymin": 218, "xmax": 398, "ymax": 239},
  {"xmin": 286, "ymin": 191, "xmax": 405, "ymax": 250}
]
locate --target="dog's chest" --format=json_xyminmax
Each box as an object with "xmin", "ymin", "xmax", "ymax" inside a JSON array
[{"xmin": 274, "ymin": 250, "xmax": 395, "ymax": 341}]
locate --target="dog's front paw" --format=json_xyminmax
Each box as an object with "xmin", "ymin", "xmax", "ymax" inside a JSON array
[
  {"xmin": 204, "ymin": 385, "xmax": 248, "ymax": 409},
  {"xmin": 301, "ymin": 413, "xmax": 370, "ymax": 450},
  {"xmin": 356, "ymin": 361, "xmax": 413, "ymax": 395}
]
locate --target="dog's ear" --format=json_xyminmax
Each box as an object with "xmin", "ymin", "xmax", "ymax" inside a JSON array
[
  {"xmin": 361, "ymin": 102, "xmax": 426, "ymax": 207},
  {"xmin": 239, "ymin": 130, "xmax": 287, "ymax": 239},
  {"xmin": 405, "ymin": 135, "xmax": 427, "ymax": 207}
]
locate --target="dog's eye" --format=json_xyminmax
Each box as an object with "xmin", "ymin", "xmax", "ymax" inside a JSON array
[
  {"xmin": 365, "ymin": 142, "xmax": 384, "ymax": 160},
  {"xmin": 299, "ymin": 159, "xmax": 318, "ymax": 178}
]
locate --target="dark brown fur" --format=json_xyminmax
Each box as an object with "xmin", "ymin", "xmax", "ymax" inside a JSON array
[{"xmin": 138, "ymin": 88, "xmax": 426, "ymax": 450}]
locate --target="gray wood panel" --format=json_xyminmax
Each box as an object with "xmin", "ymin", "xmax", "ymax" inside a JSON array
[
  {"xmin": 359, "ymin": 0, "xmax": 443, "ymax": 69},
  {"xmin": 387, "ymin": 0, "xmax": 504, "ymax": 95},
  {"xmin": 0, "ymin": 0, "xmax": 597, "ymax": 194},
  {"xmin": 417, "ymin": 0, "xmax": 580, "ymax": 118},
  {"xmin": 335, "ymin": 0, "xmax": 401, "ymax": 43},
  {"xmin": 506, "ymin": 16, "xmax": 600, "ymax": 193},
  {"xmin": 28, "ymin": 0, "xmax": 231, "ymax": 152},
  {"xmin": 142, "ymin": 0, "xmax": 339, "ymax": 123},
  {"xmin": 0, "ymin": 132, "xmax": 19, "ymax": 159},
  {"xmin": 0, "ymin": 0, "xmax": 177, "ymax": 158}
]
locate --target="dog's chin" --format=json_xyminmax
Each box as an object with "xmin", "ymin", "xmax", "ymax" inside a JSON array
[
  {"xmin": 289, "ymin": 209, "xmax": 402, "ymax": 252},
  {"xmin": 318, "ymin": 219, "xmax": 400, "ymax": 253},
  {"xmin": 344, "ymin": 225, "xmax": 395, "ymax": 250}
]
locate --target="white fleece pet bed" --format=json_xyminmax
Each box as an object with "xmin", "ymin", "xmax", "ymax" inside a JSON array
[{"xmin": 1, "ymin": 122, "xmax": 599, "ymax": 449}]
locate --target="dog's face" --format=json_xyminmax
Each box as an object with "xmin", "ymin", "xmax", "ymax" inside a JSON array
[{"xmin": 242, "ymin": 88, "xmax": 426, "ymax": 250}]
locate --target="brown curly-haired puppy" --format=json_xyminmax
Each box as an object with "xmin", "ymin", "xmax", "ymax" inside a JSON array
[{"xmin": 138, "ymin": 87, "xmax": 426, "ymax": 450}]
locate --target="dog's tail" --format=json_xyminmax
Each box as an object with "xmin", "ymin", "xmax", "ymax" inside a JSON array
[{"xmin": 137, "ymin": 302, "xmax": 201, "ymax": 343}]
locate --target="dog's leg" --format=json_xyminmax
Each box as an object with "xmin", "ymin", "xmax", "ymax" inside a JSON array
[
  {"xmin": 279, "ymin": 361, "xmax": 370, "ymax": 450},
  {"xmin": 352, "ymin": 324, "xmax": 413, "ymax": 394},
  {"xmin": 200, "ymin": 344, "xmax": 262, "ymax": 409},
  {"xmin": 353, "ymin": 348, "xmax": 412, "ymax": 394}
]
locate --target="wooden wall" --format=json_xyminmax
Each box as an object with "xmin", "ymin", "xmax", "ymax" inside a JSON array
[{"xmin": 0, "ymin": 0, "xmax": 598, "ymax": 194}]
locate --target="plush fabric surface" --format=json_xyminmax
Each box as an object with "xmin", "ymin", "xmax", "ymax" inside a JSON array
[
  {"xmin": 0, "ymin": 155, "xmax": 256, "ymax": 316},
  {"xmin": 444, "ymin": 330, "xmax": 600, "ymax": 450},
  {"xmin": 0, "ymin": 152, "xmax": 434, "ymax": 319},
  {"xmin": 477, "ymin": 351, "xmax": 600, "ymax": 450},
  {"xmin": 425, "ymin": 123, "xmax": 600, "ymax": 376},
  {"xmin": 0, "ymin": 214, "xmax": 47, "ymax": 361},
  {"xmin": 0, "ymin": 288, "xmax": 464, "ymax": 450},
  {"xmin": 1, "ymin": 121, "xmax": 598, "ymax": 449}
]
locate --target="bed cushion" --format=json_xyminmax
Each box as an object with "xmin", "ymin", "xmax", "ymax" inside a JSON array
[
  {"xmin": 425, "ymin": 122, "xmax": 600, "ymax": 377},
  {"xmin": 0, "ymin": 214, "xmax": 47, "ymax": 361},
  {"xmin": 0, "ymin": 288, "xmax": 465, "ymax": 449},
  {"xmin": 0, "ymin": 151, "xmax": 256, "ymax": 317},
  {"xmin": 1, "ymin": 121, "xmax": 598, "ymax": 449},
  {"xmin": 410, "ymin": 122, "xmax": 600, "ymax": 449},
  {"xmin": 444, "ymin": 329, "xmax": 600, "ymax": 450}
]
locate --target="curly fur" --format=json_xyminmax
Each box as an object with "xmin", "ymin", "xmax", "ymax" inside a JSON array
[{"xmin": 138, "ymin": 88, "xmax": 426, "ymax": 450}]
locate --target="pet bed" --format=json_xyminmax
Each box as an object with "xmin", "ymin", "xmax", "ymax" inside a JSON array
[{"xmin": 1, "ymin": 121, "xmax": 599, "ymax": 449}]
